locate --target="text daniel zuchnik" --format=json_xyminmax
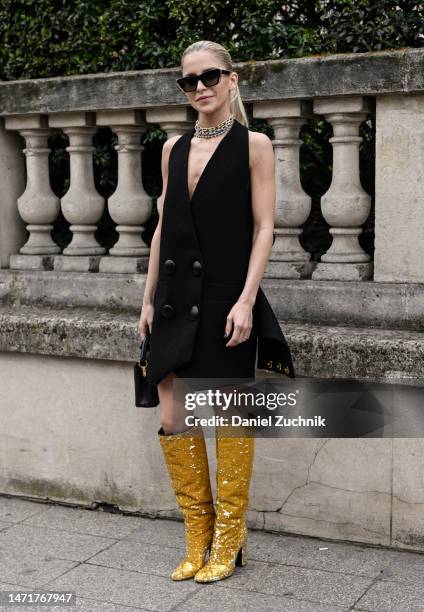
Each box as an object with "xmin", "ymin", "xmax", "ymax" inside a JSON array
[{"xmin": 185, "ymin": 414, "xmax": 326, "ymax": 427}]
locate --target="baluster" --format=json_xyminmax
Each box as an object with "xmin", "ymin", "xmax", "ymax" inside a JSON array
[
  {"xmin": 4, "ymin": 115, "xmax": 60, "ymax": 270},
  {"xmin": 48, "ymin": 112, "xmax": 105, "ymax": 272},
  {"xmin": 96, "ymin": 110, "xmax": 151, "ymax": 273},
  {"xmin": 312, "ymin": 97, "xmax": 373, "ymax": 281},
  {"xmin": 254, "ymin": 100, "xmax": 314, "ymax": 279}
]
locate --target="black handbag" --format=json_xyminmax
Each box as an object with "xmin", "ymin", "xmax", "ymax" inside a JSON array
[{"xmin": 134, "ymin": 333, "xmax": 160, "ymax": 407}]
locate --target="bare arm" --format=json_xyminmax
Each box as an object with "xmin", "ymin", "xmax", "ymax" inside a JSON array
[
  {"xmin": 238, "ymin": 130, "xmax": 275, "ymax": 305},
  {"xmin": 138, "ymin": 134, "xmax": 180, "ymax": 338},
  {"xmin": 224, "ymin": 131, "xmax": 275, "ymax": 346}
]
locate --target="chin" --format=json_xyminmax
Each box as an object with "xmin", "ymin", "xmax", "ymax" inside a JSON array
[{"xmin": 196, "ymin": 103, "xmax": 221, "ymax": 114}]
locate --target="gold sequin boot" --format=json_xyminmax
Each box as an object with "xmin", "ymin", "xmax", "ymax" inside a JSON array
[
  {"xmin": 158, "ymin": 424, "xmax": 215, "ymax": 580},
  {"xmin": 194, "ymin": 424, "xmax": 254, "ymax": 583}
]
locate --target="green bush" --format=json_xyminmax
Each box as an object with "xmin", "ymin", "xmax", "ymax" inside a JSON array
[{"xmin": 0, "ymin": 0, "xmax": 421, "ymax": 80}]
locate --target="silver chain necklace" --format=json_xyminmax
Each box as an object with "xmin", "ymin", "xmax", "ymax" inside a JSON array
[{"xmin": 194, "ymin": 113, "xmax": 234, "ymax": 139}]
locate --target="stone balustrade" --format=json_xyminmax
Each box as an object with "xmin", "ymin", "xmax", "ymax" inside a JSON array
[{"xmin": 0, "ymin": 48, "xmax": 422, "ymax": 282}]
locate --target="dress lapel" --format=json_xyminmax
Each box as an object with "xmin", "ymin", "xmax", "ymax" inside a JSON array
[{"xmin": 184, "ymin": 120, "xmax": 238, "ymax": 206}]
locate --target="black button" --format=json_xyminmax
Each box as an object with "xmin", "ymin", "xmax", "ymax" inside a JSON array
[
  {"xmin": 164, "ymin": 259, "xmax": 176, "ymax": 275},
  {"xmin": 189, "ymin": 305, "xmax": 200, "ymax": 321},
  {"xmin": 161, "ymin": 303, "xmax": 175, "ymax": 319},
  {"xmin": 192, "ymin": 260, "xmax": 202, "ymax": 276}
]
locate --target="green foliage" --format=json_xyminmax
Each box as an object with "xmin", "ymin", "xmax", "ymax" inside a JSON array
[{"xmin": 0, "ymin": 0, "xmax": 421, "ymax": 80}]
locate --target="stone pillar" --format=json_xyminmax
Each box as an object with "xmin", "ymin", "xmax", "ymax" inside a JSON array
[
  {"xmin": 5, "ymin": 115, "xmax": 61, "ymax": 271},
  {"xmin": 48, "ymin": 112, "xmax": 105, "ymax": 272},
  {"xmin": 96, "ymin": 110, "xmax": 151, "ymax": 273},
  {"xmin": 0, "ymin": 118, "xmax": 26, "ymax": 268},
  {"xmin": 312, "ymin": 97, "xmax": 373, "ymax": 281},
  {"xmin": 254, "ymin": 100, "xmax": 314, "ymax": 279},
  {"xmin": 374, "ymin": 93, "xmax": 424, "ymax": 283}
]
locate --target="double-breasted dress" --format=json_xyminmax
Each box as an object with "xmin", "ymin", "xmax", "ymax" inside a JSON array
[{"xmin": 147, "ymin": 118, "xmax": 295, "ymax": 389}]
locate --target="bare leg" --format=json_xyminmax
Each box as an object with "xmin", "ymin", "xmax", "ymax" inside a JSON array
[{"xmin": 158, "ymin": 371, "xmax": 196, "ymax": 435}]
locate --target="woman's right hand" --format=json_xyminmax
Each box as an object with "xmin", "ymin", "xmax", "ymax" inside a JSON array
[{"xmin": 138, "ymin": 303, "xmax": 154, "ymax": 340}]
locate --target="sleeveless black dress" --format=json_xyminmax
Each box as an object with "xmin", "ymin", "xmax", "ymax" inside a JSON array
[{"xmin": 147, "ymin": 118, "xmax": 295, "ymax": 388}]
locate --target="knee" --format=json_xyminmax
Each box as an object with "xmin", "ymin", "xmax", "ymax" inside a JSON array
[{"xmin": 160, "ymin": 416, "xmax": 177, "ymax": 435}]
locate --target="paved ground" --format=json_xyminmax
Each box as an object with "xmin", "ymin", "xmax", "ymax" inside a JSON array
[{"xmin": 0, "ymin": 495, "xmax": 424, "ymax": 611}]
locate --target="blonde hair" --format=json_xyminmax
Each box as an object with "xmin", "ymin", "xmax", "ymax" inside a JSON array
[{"xmin": 180, "ymin": 40, "xmax": 249, "ymax": 127}]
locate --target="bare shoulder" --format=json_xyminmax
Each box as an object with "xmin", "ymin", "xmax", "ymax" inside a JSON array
[
  {"xmin": 162, "ymin": 133, "xmax": 183, "ymax": 158},
  {"xmin": 160, "ymin": 133, "xmax": 183, "ymax": 176},
  {"xmin": 247, "ymin": 129, "xmax": 274, "ymax": 169},
  {"xmin": 157, "ymin": 134, "xmax": 184, "ymax": 218}
]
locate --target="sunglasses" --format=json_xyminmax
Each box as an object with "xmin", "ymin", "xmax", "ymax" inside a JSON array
[{"xmin": 176, "ymin": 68, "xmax": 231, "ymax": 93}]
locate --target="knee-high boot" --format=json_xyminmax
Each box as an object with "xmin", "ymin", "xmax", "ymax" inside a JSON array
[
  {"xmin": 194, "ymin": 424, "xmax": 254, "ymax": 582},
  {"xmin": 158, "ymin": 424, "xmax": 215, "ymax": 580}
]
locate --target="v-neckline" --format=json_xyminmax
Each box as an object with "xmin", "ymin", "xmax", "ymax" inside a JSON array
[{"xmin": 186, "ymin": 119, "xmax": 236, "ymax": 205}]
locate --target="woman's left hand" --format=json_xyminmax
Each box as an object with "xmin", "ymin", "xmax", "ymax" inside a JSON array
[{"xmin": 224, "ymin": 300, "xmax": 254, "ymax": 347}]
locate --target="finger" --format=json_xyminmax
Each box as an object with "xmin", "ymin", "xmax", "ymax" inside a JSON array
[
  {"xmin": 138, "ymin": 323, "xmax": 148, "ymax": 340},
  {"xmin": 226, "ymin": 324, "xmax": 244, "ymax": 346},
  {"xmin": 224, "ymin": 314, "xmax": 233, "ymax": 339},
  {"xmin": 227, "ymin": 325, "xmax": 252, "ymax": 346}
]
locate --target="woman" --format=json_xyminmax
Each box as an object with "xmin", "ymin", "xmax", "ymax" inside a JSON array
[{"xmin": 138, "ymin": 40, "xmax": 295, "ymax": 583}]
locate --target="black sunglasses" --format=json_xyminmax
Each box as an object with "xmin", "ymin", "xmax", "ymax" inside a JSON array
[{"xmin": 176, "ymin": 68, "xmax": 231, "ymax": 93}]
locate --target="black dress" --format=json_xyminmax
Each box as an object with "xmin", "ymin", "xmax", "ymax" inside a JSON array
[{"xmin": 147, "ymin": 118, "xmax": 295, "ymax": 388}]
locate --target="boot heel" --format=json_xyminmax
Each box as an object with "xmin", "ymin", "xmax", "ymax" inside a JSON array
[{"xmin": 235, "ymin": 543, "xmax": 248, "ymax": 567}]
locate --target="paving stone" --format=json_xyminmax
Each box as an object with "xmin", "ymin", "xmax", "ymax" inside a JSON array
[
  {"xmin": 46, "ymin": 563, "xmax": 200, "ymax": 611},
  {"xmin": 249, "ymin": 530, "xmax": 394, "ymax": 578},
  {"xmin": 175, "ymin": 585, "xmax": 349, "ymax": 611},
  {"xmin": 0, "ymin": 520, "xmax": 13, "ymax": 531},
  {"xmin": 379, "ymin": 549, "xmax": 424, "ymax": 583},
  {"xmin": 123, "ymin": 516, "xmax": 186, "ymax": 549},
  {"xmin": 87, "ymin": 539, "xmax": 188, "ymax": 578},
  {"xmin": 0, "ymin": 582, "xmax": 147, "ymax": 610},
  {"xmin": 354, "ymin": 578, "xmax": 424, "ymax": 611},
  {"xmin": 0, "ymin": 496, "xmax": 48, "ymax": 523},
  {"xmin": 0, "ymin": 549, "xmax": 79, "ymax": 588},
  {"xmin": 22, "ymin": 504, "xmax": 147, "ymax": 539},
  {"xmin": 214, "ymin": 559, "xmax": 372, "ymax": 608},
  {"xmin": 75, "ymin": 598, "xmax": 150, "ymax": 611},
  {"xmin": 0, "ymin": 523, "xmax": 115, "ymax": 562}
]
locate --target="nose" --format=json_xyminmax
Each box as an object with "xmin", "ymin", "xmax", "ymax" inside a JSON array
[{"xmin": 196, "ymin": 79, "xmax": 207, "ymax": 93}]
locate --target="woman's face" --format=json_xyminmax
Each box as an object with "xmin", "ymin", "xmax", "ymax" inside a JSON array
[{"xmin": 180, "ymin": 50, "xmax": 237, "ymax": 115}]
